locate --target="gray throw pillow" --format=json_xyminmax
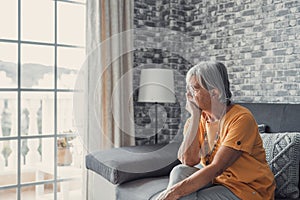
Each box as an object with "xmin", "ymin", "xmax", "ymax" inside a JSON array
[{"xmin": 261, "ymin": 132, "xmax": 300, "ymax": 199}]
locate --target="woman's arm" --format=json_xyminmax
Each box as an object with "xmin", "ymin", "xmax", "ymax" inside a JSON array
[
  {"xmin": 177, "ymin": 91, "xmax": 202, "ymax": 166},
  {"xmin": 177, "ymin": 114, "xmax": 201, "ymax": 166}
]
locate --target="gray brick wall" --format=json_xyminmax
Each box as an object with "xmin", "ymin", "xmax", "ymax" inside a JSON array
[
  {"xmin": 186, "ymin": 0, "xmax": 300, "ymax": 103},
  {"xmin": 133, "ymin": 0, "xmax": 300, "ymax": 144}
]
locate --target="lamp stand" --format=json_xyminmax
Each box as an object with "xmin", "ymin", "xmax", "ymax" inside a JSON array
[
  {"xmin": 155, "ymin": 102, "xmax": 158, "ymax": 144},
  {"xmin": 138, "ymin": 69, "xmax": 175, "ymax": 144}
]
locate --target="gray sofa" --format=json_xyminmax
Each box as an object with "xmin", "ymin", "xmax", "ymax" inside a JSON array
[{"xmin": 86, "ymin": 103, "xmax": 300, "ymax": 200}]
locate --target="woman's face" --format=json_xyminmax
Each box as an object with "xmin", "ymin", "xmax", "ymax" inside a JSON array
[{"xmin": 187, "ymin": 75, "xmax": 212, "ymax": 111}]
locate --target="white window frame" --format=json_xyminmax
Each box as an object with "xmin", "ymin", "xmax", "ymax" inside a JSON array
[{"xmin": 0, "ymin": 0, "xmax": 85, "ymax": 199}]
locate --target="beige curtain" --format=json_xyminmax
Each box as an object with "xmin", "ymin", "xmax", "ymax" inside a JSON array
[{"xmin": 86, "ymin": 0, "xmax": 135, "ymax": 151}]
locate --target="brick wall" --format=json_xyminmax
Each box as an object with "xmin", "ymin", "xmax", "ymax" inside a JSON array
[
  {"xmin": 133, "ymin": 0, "xmax": 300, "ymax": 144},
  {"xmin": 185, "ymin": 0, "xmax": 300, "ymax": 103}
]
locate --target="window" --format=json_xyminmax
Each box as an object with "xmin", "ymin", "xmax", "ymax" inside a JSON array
[{"xmin": 0, "ymin": 0, "xmax": 86, "ymax": 199}]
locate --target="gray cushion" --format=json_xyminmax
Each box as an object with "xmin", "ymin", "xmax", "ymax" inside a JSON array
[
  {"xmin": 85, "ymin": 142, "xmax": 180, "ymax": 184},
  {"xmin": 261, "ymin": 132, "xmax": 300, "ymax": 198}
]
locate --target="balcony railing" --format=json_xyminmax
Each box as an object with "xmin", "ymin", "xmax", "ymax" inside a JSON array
[{"xmin": 0, "ymin": 97, "xmax": 84, "ymax": 199}]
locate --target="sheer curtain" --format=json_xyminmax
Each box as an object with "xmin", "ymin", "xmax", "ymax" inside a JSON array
[
  {"xmin": 85, "ymin": 1, "xmax": 135, "ymax": 197},
  {"xmin": 86, "ymin": 0, "xmax": 135, "ymax": 152}
]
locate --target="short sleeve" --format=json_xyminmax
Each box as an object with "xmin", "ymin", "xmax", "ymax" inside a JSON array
[{"xmin": 222, "ymin": 113, "xmax": 258, "ymax": 154}]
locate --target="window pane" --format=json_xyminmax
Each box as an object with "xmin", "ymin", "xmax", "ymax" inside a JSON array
[
  {"xmin": 58, "ymin": 3, "xmax": 85, "ymax": 46},
  {"xmin": 0, "ymin": 43, "xmax": 18, "ymax": 88},
  {"xmin": 21, "ymin": 0, "xmax": 54, "ymax": 43},
  {"xmin": 21, "ymin": 138, "xmax": 54, "ymax": 183},
  {"xmin": 57, "ymin": 136, "xmax": 79, "ymax": 169},
  {"xmin": 57, "ymin": 47, "xmax": 85, "ymax": 89},
  {"xmin": 21, "ymin": 92, "xmax": 54, "ymax": 136},
  {"xmin": 0, "ymin": 188, "xmax": 17, "ymax": 200},
  {"xmin": 57, "ymin": 92, "xmax": 76, "ymax": 134},
  {"xmin": 21, "ymin": 183, "xmax": 54, "ymax": 200},
  {"xmin": 56, "ymin": 135, "xmax": 83, "ymax": 200},
  {"xmin": 57, "ymin": 180, "xmax": 82, "ymax": 200},
  {"xmin": 0, "ymin": 0, "xmax": 17, "ymax": 40},
  {"xmin": 57, "ymin": 132, "xmax": 83, "ymax": 199},
  {"xmin": 57, "ymin": 135, "xmax": 83, "ymax": 168},
  {"xmin": 0, "ymin": 93, "xmax": 18, "ymax": 137},
  {"xmin": 0, "ymin": 140, "xmax": 17, "ymax": 186},
  {"xmin": 21, "ymin": 44, "xmax": 54, "ymax": 89}
]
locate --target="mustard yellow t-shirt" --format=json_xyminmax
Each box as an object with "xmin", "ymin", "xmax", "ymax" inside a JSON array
[{"xmin": 183, "ymin": 104, "xmax": 276, "ymax": 200}]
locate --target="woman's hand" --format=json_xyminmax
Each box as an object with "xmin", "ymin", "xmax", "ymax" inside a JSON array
[
  {"xmin": 155, "ymin": 189, "xmax": 179, "ymax": 200},
  {"xmin": 185, "ymin": 92, "xmax": 201, "ymax": 117}
]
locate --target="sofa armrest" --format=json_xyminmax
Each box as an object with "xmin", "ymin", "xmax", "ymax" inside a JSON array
[{"xmin": 86, "ymin": 142, "xmax": 181, "ymax": 185}]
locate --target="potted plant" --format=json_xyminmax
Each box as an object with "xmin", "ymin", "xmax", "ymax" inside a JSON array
[{"xmin": 57, "ymin": 135, "xmax": 74, "ymax": 166}]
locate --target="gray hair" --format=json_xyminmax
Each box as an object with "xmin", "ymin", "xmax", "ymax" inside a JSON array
[{"xmin": 186, "ymin": 61, "xmax": 232, "ymax": 105}]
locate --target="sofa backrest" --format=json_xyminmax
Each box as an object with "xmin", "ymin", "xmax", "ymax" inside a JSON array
[
  {"xmin": 240, "ymin": 103, "xmax": 300, "ymax": 195},
  {"xmin": 239, "ymin": 103, "xmax": 300, "ymax": 133}
]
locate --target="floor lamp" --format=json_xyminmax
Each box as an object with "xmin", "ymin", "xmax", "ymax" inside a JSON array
[{"xmin": 138, "ymin": 69, "xmax": 176, "ymax": 144}]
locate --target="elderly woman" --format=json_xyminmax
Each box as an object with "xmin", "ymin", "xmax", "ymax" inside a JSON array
[{"xmin": 156, "ymin": 61, "xmax": 275, "ymax": 200}]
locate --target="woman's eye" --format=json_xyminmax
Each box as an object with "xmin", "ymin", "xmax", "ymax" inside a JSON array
[{"xmin": 193, "ymin": 85, "xmax": 201, "ymax": 90}]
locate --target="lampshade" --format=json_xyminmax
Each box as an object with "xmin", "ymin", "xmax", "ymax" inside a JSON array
[{"xmin": 138, "ymin": 68, "xmax": 176, "ymax": 103}]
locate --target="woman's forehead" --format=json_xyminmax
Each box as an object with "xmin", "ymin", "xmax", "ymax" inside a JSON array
[{"xmin": 188, "ymin": 75, "xmax": 199, "ymax": 85}]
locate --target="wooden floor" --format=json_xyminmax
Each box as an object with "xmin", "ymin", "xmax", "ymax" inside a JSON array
[{"xmin": 0, "ymin": 189, "xmax": 82, "ymax": 200}]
